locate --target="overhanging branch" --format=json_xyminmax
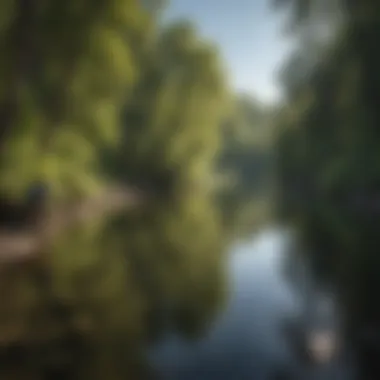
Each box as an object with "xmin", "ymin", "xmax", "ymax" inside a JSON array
[{"xmin": 0, "ymin": 186, "xmax": 145, "ymax": 265}]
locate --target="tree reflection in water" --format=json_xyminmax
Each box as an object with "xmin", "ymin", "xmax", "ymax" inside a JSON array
[{"xmin": 149, "ymin": 229, "xmax": 356, "ymax": 380}]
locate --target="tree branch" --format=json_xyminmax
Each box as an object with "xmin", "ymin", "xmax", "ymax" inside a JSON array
[{"xmin": 0, "ymin": 186, "xmax": 145, "ymax": 265}]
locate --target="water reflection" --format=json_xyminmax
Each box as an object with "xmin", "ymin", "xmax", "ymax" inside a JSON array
[
  {"xmin": 148, "ymin": 228, "xmax": 355, "ymax": 380},
  {"xmin": 149, "ymin": 229, "xmax": 295, "ymax": 379}
]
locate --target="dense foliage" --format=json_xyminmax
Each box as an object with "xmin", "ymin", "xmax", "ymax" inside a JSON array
[
  {"xmin": 274, "ymin": 0, "xmax": 380, "ymax": 376},
  {"xmin": 0, "ymin": 1, "xmax": 272, "ymax": 379}
]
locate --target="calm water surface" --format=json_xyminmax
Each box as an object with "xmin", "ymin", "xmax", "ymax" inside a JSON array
[{"xmin": 149, "ymin": 228, "xmax": 355, "ymax": 380}]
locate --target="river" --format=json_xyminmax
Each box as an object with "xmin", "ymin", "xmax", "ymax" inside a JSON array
[{"xmin": 148, "ymin": 228, "xmax": 356, "ymax": 379}]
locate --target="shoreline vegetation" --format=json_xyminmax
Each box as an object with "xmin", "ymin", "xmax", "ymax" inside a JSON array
[{"xmin": 1, "ymin": 0, "xmax": 379, "ymax": 378}]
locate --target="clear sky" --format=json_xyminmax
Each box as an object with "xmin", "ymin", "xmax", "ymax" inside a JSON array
[{"xmin": 163, "ymin": 0, "xmax": 293, "ymax": 104}]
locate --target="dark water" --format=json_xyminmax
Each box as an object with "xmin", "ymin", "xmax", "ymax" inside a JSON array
[{"xmin": 148, "ymin": 228, "xmax": 355, "ymax": 380}]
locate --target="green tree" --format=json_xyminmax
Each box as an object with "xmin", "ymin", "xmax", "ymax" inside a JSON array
[
  {"xmin": 274, "ymin": 0, "xmax": 380, "ymax": 376},
  {"xmin": 0, "ymin": 7, "xmax": 234, "ymax": 379},
  {"xmin": 109, "ymin": 19, "xmax": 231, "ymax": 341},
  {"xmin": 0, "ymin": 0, "xmax": 152, "ymax": 201}
]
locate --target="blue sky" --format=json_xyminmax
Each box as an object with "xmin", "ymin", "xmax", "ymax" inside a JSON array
[{"xmin": 163, "ymin": 0, "xmax": 293, "ymax": 104}]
